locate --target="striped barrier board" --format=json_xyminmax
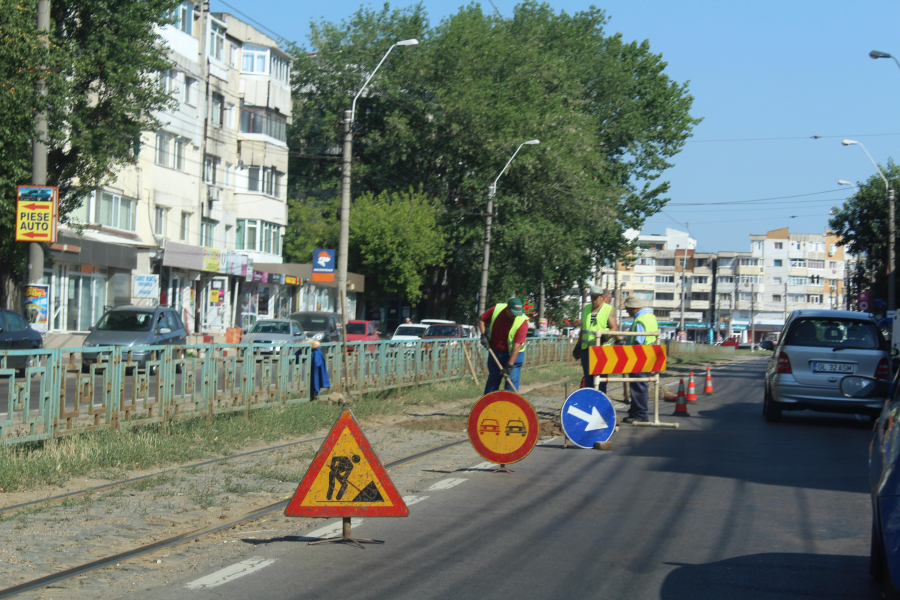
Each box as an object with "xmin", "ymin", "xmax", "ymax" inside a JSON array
[{"xmin": 588, "ymin": 345, "xmax": 666, "ymax": 374}]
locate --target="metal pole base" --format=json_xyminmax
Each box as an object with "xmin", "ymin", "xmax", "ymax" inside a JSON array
[
  {"xmin": 307, "ymin": 517, "xmax": 385, "ymax": 550},
  {"xmin": 632, "ymin": 420, "xmax": 679, "ymax": 429},
  {"xmin": 492, "ymin": 464, "xmax": 514, "ymax": 474}
]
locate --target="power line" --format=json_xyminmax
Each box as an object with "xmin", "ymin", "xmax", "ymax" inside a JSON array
[
  {"xmin": 212, "ymin": 0, "xmax": 295, "ymax": 44},
  {"xmin": 686, "ymin": 132, "xmax": 900, "ymax": 144},
  {"xmin": 666, "ymin": 188, "xmax": 843, "ymax": 207}
]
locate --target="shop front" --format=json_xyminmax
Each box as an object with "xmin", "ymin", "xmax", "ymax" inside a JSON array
[{"xmin": 255, "ymin": 262, "xmax": 365, "ymax": 321}]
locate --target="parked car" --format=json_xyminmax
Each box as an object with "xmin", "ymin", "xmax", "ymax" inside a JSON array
[
  {"xmin": 288, "ymin": 311, "xmax": 342, "ymax": 343},
  {"xmin": 0, "ymin": 310, "xmax": 43, "ymax": 370},
  {"xmin": 838, "ymin": 370, "xmax": 900, "ymax": 598},
  {"xmin": 763, "ymin": 309, "xmax": 891, "ymax": 422},
  {"xmin": 242, "ymin": 319, "xmax": 307, "ymax": 354},
  {"xmin": 82, "ymin": 306, "xmax": 187, "ymax": 372},
  {"xmin": 421, "ymin": 324, "xmax": 466, "ymax": 346},
  {"xmin": 759, "ymin": 340, "xmax": 775, "ymax": 351},
  {"xmin": 421, "ymin": 319, "xmax": 455, "ymax": 326},
  {"xmin": 346, "ymin": 320, "xmax": 379, "ymax": 353},
  {"xmin": 391, "ymin": 324, "xmax": 429, "ymax": 342}
]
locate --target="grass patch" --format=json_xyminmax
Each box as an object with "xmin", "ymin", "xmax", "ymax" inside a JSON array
[{"xmin": 0, "ymin": 362, "xmax": 581, "ymax": 494}]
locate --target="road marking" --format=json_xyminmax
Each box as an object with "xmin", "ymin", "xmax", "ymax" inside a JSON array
[
  {"xmin": 306, "ymin": 518, "xmax": 364, "ymax": 539},
  {"xmin": 461, "ymin": 461, "xmax": 497, "ymax": 471},
  {"xmin": 427, "ymin": 478, "xmax": 468, "ymax": 491},
  {"xmin": 540, "ymin": 436, "xmax": 558, "ymax": 444},
  {"xmin": 402, "ymin": 495, "xmax": 429, "ymax": 506},
  {"xmin": 185, "ymin": 556, "xmax": 276, "ymax": 590}
]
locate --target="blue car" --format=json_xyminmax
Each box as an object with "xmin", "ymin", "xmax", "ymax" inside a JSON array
[{"xmin": 841, "ymin": 367, "xmax": 900, "ymax": 597}]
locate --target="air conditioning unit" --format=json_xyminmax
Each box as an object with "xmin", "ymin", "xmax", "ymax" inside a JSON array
[{"xmin": 208, "ymin": 186, "xmax": 221, "ymax": 202}]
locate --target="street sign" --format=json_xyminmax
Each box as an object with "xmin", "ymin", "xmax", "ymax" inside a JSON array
[
  {"xmin": 859, "ymin": 291, "xmax": 871, "ymax": 312},
  {"xmin": 560, "ymin": 388, "xmax": 616, "ymax": 448},
  {"xmin": 588, "ymin": 345, "xmax": 667, "ymax": 375},
  {"xmin": 15, "ymin": 186, "xmax": 57, "ymax": 243},
  {"xmin": 285, "ymin": 408, "xmax": 408, "ymax": 518},
  {"xmin": 312, "ymin": 248, "xmax": 335, "ymax": 283},
  {"xmin": 467, "ymin": 391, "xmax": 539, "ymax": 465}
]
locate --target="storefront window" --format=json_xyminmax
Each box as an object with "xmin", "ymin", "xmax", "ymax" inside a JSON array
[{"xmin": 65, "ymin": 270, "xmax": 107, "ymax": 331}]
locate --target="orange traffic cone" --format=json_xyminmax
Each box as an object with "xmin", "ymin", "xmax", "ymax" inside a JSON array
[
  {"xmin": 673, "ymin": 385, "xmax": 690, "ymax": 417},
  {"xmin": 704, "ymin": 366, "xmax": 714, "ymax": 394},
  {"xmin": 686, "ymin": 372, "xmax": 698, "ymax": 402}
]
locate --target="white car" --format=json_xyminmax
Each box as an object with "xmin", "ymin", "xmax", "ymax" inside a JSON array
[{"xmin": 392, "ymin": 324, "xmax": 429, "ymax": 344}]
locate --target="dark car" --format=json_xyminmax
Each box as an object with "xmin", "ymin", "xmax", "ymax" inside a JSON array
[
  {"xmin": 421, "ymin": 324, "xmax": 465, "ymax": 346},
  {"xmin": 288, "ymin": 311, "xmax": 342, "ymax": 343},
  {"xmin": 81, "ymin": 306, "xmax": 187, "ymax": 372},
  {"xmin": 0, "ymin": 310, "xmax": 43, "ymax": 370},
  {"xmin": 505, "ymin": 419, "xmax": 527, "ymax": 436},
  {"xmin": 759, "ymin": 340, "xmax": 775, "ymax": 351}
]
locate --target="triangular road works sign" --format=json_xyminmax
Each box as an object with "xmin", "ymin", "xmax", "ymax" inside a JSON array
[{"xmin": 285, "ymin": 408, "xmax": 409, "ymax": 518}]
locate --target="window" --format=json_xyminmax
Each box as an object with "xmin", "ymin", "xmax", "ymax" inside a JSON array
[
  {"xmin": 184, "ymin": 77, "xmax": 197, "ymax": 106},
  {"xmin": 790, "ymin": 259, "xmax": 807, "ymax": 268},
  {"xmin": 246, "ymin": 166, "xmax": 281, "ymax": 196},
  {"xmin": 211, "ymin": 93, "xmax": 224, "ymax": 127},
  {"xmin": 271, "ymin": 53, "xmax": 290, "ymax": 84},
  {"xmin": 656, "ymin": 258, "xmax": 675, "ymax": 267},
  {"xmin": 772, "ymin": 294, "xmax": 782, "ymax": 302},
  {"xmin": 789, "ymin": 276, "xmax": 807, "ymax": 286},
  {"xmin": 229, "ymin": 42, "xmax": 239, "ymax": 68},
  {"xmin": 808, "ymin": 260, "xmax": 825, "ymax": 269},
  {"xmin": 173, "ymin": 139, "xmax": 185, "ymax": 171},
  {"xmin": 209, "ymin": 22, "xmax": 225, "ymax": 61},
  {"xmin": 204, "ymin": 155, "xmax": 219, "ymax": 184},
  {"xmin": 154, "ymin": 206, "xmax": 167, "ymax": 237},
  {"xmin": 158, "ymin": 69, "xmax": 177, "ymax": 95},
  {"xmin": 172, "ymin": 2, "xmax": 192, "ymax": 34},
  {"xmin": 718, "ymin": 293, "xmax": 732, "ymax": 302},
  {"xmin": 156, "ymin": 134, "xmax": 185, "ymax": 171},
  {"xmin": 772, "ymin": 277, "xmax": 782, "ymax": 284},
  {"xmin": 201, "ymin": 219, "xmax": 216, "ymax": 247},
  {"xmin": 739, "ymin": 292, "xmax": 757, "ymax": 302},
  {"xmin": 97, "ymin": 192, "xmax": 136, "ymax": 231},
  {"xmin": 655, "ymin": 275, "xmax": 674, "ymax": 284},
  {"xmin": 248, "ymin": 166, "xmax": 259, "ymax": 192},
  {"xmin": 788, "ymin": 294, "xmax": 806, "ymax": 303},
  {"xmin": 691, "ymin": 276, "xmax": 709, "ymax": 284},
  {"xmin": 225, "ymin": 103, "xmax": 235, "ymax": 129},
  {"xmin": 155, "ymin": 132, "xmax": 171, "ymax": 166},
  {"xmin": 808, "ymin": 294, "xmax": 822, "ymax": 304},
  {"xmin": 738, "ymin": 275, "xmax": 763, "ymax": 284},
  {"xmin": 239, "ymin": 105, "xmax": 287, "ymax": 142},
  {"xmin": 774, "ymin": 242, "xmax": 783, "ymax": 249},
  {"xmin": 180, "ymin": 212, "xmax": 191, "ymax": 242},
  {"xmin": 634, "ymin": 257, "xmax": 654, "ymax": 266},
  {"xmin": 691, "ymin": 292, "xmax": 709, "ymax": 301},
  {"xmin": 633, "ymin": 291, "xmax": 654, "ymax": 300},
  {"xmin": 809, "ymin": 274, "xmax": 822, "ymax": 285},
  {"xmin": 739, "ymin": 258, "xmax": 759, "ymax": 266},
  {"xmin": 655, "ymin": 292, "xmax": 674, "ymax": 300},
  {"xmin": 773, "ymin": 259, "xmax": 782, "ymax": 267},
  {"xmin": 242, "ymin": 44, "xmax": 268, "ymax": 73},
  {"xmin": 829, "ymin": 261, "xmax": 838, "ymax": 269},
  {"xmin": 694, "ymin": 258, "xmax": 709, "ymax": 268},
  {"xmin": 236, "ymin": 219, "xmax": 259, "ymax": 251},
  {"xmin": 717, "ymin": 276, "xmax": 734, "ymax": 284}
]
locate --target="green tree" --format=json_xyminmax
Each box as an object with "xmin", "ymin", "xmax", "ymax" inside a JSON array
[
  {"xmin": 828, "ymin": 161, "xmax": 900, "ymax": 305},
  {"xmin": 286, "ymin": 1, "xmax": 700, "ymax": 319},
  {"xmin": 0, "ymin": 0, "xmax": 178, "ymax": 301}
]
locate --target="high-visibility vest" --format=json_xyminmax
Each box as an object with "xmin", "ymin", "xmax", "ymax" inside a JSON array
[
  {"xmin": 581, "ymin": 302, "xmax": 613, "ymax": 349},
  {"xmin": 631, "ymin": 312, "xmax": 659, "ymax": 345},
  {"xmin": 489, "ymin": 304, "xmax": 529, "ymax": 352}
]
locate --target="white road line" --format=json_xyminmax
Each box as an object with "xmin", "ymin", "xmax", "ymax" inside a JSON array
[
  {"xmin": 185, "ymin": 556, "xmax": 276, "ymax": 590},
  {"xmin": 539, "ymin": 436, "xmax": 559, "ymax": 443},
  {"xmin": 461, "ymin": 461, "xmax": 497, "ymax": 471},
  {"xmin": 306, "ymin": 518, "xmax": 364, "ymax": 540},
  {"xmin": 427, "ymin": 478, "xmax": 468, "ymax": 491},
  {"xmin": 402, "ymin": 495, "xmax": 430, "ymax": 506}
]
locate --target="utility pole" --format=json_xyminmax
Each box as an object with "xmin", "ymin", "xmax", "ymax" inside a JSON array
[
  {"xmin": 538, "ymin": 280, "xmax": 545, "ymax": 322},
  {"xmin": 890, "ymin": 187, "xmax": 896, "ymax": 313},
  {"xmin": 784, "ymin": 281, "xmax": 788, "ymax": 321},
  {"xmin": 750, "ymin": 282, "xmax": 756, "ymax": 353},
  {"xmin": 477, "ymin": 184, "xmax": 495, "ymax": 316},
  {"xmin": 337, "ymin": 109, "xmax": 352, "ymax": 317},
  {"xmin": 28, "ymin": 0, "xmax": 51, "ymax": 285},
  {"xmin": 679, "ymin": 271, "xmax": 686, "ymax": 333}
]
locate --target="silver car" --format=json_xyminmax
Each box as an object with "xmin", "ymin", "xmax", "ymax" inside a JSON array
[
  {"xmin": 242, "ymin": 319, "xmax": 307, "ymax": 354},
  {"xmin": 764, "ymin": 309, "xmax": 891, "ymax": 422},
  {"xmin": 82, "ymin": 306, "xmax": 187, "ymax": 372}
]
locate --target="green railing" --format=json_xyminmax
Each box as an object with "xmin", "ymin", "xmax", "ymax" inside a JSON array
[{"xmin": 0, "ymin": 337, "xmax": 577, "ymax": 446}]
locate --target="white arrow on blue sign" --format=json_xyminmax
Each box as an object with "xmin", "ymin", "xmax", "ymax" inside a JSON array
[{"xmin": 560, "ymin": 388, "xmax": 617, "ymax": 448}]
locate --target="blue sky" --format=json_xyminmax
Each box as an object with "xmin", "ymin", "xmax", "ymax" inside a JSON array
[{"xmin": 213, "ymin": 0, "xmax": 900, "ymax": 254}]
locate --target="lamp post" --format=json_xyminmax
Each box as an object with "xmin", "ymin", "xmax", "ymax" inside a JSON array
[
  {"xmin": 842, "ymin": 139, "xmax": 894, "ymax": 312},
  {"xmin": 838, "ymin": 180, "xmax": 860, "ymax": 310},
  {"xmin": 336, "ymin": 38, "xmax": 419, "ymax": 306},
  {"xmin": 870, "ymin": 49, "xmax": 900, "ymax": 72},
  {"xmin": 477, "ymin": 139, "xmax": 540, "ymax": 315}
]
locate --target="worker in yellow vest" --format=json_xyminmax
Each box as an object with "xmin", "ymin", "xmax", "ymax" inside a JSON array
[
  {"xmin": 573, "ymin": 285, "xmax": 618, "ymax": 392},
  {"xmin": 478, "ymin": 297, "xmax": 530, "ymax": 393},
  {"xmin": 622, "ymin": 296, "xmax": 659, "ymax": 423}
]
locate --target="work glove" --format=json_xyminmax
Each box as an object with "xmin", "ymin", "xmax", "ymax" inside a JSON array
[
  {"xmin": 480, "ymin": 333, "xmax": 491, "ymax": 349},
  {"xmin": 572, "ymin": 346, "xmax": 581, "ymax": 360},
  {"xmin": 501, "ymin": 365, "xmax": 513, "ymax": 379}
]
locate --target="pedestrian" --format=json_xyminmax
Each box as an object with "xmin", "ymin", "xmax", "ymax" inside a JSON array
[
  {"xmin": 404, "ymin": 317, "xmax": 412, "ymax": 324},
  {"xmin": 478, "ymin": 297, "xmax": 530, "ymax": 394},
  {"xmin": 621, "ymin": 296, "xmax": 659, "ymax": 423},
  {"xmin": 572, "ymin": 285, "xmax": 618, "ymax": 392}
]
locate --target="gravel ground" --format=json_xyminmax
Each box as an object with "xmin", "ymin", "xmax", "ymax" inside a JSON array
[{"xmin": 1, "ymin": 355, "xmax": 763, "ymax": 600}]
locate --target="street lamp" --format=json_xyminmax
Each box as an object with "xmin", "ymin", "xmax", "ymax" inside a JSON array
[
  {"xmin": 870, "ymin": 49, "xmax": 900, "ymax": 72},
  {"xmin": 477, "ymin": 139, "xmax": 540, "ymax": 315},
  {"xmin": 842, "ymin": 139, "xmax": 895, "ymax": 311},
  {"xmin": 337, "ymin": 38, "xmax": 419, "ymax": 305},
  {"xmin": 838, "ymin": 179, "xmax": 859, "ymax": 194}
]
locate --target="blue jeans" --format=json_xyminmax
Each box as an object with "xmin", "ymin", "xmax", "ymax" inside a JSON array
[
  {"xmin": 580, "ymin": 349, "xmax": 607, "ymax": 394},
  {"xmin": 484, "ymin": 351, "xmax": 525, "ymax": 394},
  {"xmin": 629, "ymin": 373, "xmax": 650, "ymax": 420}
]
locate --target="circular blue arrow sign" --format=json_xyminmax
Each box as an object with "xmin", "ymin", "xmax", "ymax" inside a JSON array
[{"xmin": 561, "ymin": 388, "xmax": 616, "ymax": 448}]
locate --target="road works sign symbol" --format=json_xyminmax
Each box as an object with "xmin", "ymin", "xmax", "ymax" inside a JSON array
[
  {"xmin": 588, "ymin": 344, "xmax": 667, "ymax": 374},
  {"xmin": 467, "ymin": 391, "xmax": 539, "ymax": 465},
  {"xmin": 15, "ymin": 185, "xmax": 57, "ymax": 243},
  {"xmin": 284, "ymin": 408, "xmax": 408, "ymax": 518},
  {"xmin": 561, "ymin": 388, "xmax": 616, "ymax": 448}
]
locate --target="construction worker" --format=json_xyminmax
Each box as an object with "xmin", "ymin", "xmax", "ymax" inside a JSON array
[
  {"xmin": 572, "ymin": 285, "xmax": 618, "ymax": 392},
  {"xmin": 622, "ymin": 296, "xmax": 658, "ymax": 423},
  {"xmin": 478, "ymin": 297, "xmax": 529, "ymax": 394}
]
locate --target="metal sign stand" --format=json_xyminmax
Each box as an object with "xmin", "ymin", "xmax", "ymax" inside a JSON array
[
  {"xmin": 479, "ymin": 351, "xmax": 524, "ymax": 473},
  {"xmin": 308, "ymin": 517, "xmax": 384, "ymax": 550},
  {"xmin": 593, "ymin": 332, "xmax": 678, "ymax": 430}
]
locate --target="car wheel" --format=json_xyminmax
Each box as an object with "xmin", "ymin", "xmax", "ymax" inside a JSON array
[
  {"xmin": 763, "ymin": 388, "xmax": 782, "ymax": 422},
  {"xmin": 873, "ymin": 519, "xmax": 885, "ymax": 582}
]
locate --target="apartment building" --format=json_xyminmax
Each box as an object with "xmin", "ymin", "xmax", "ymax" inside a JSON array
[{"xmin": 42, "ymin": 3, "xmax": 360, "ymax": 341}]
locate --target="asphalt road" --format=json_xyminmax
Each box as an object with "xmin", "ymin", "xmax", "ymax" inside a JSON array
[{"xmin": 121, "ymin": 358, "xmax": 885, "ymax": 598}]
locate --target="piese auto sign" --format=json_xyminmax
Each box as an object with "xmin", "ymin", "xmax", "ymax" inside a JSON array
[{"xmin": 15, "ymin": 186, "xmax": 57, "ymax": 243}]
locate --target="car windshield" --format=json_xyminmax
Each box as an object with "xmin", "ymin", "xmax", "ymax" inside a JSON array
[
  {"xmin": 249, "ymin": 321, "xmax": 290, "ymax": 335},
  {"xmin": 784, "ymin": 317, "xmax": 884, "ymax": 350},
  {"xmin": 394, "ymin": 326, "xmax": 425, "ymax": 337},
  {"xmin": 346, "ymin": 323, "xmax": 367, "ymax": 335},
  {"xmin": 424, "ymin": 325, "xmax": 459, "ymax": 337},
  {"xmin": 292, "ymin": 315, "xmax": 329, "ymax": 331},
  {"xmin": 96, "ymin": 311, "xmax": 155, "ymax": 332}
]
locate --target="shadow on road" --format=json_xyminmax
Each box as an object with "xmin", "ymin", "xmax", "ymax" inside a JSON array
[{"xmin": 660, "ymin": 553, "xmax": 879, "ymax": 599}]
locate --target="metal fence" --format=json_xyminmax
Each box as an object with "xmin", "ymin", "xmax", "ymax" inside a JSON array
[{"xmin": 0, "ymin": 337, "xmax": 577, "ymax": 446}]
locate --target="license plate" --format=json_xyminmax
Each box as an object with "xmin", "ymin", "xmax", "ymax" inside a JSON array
[{"xmin": 812, "ymin": 362, "xmax": 854, "ymax": 374}]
